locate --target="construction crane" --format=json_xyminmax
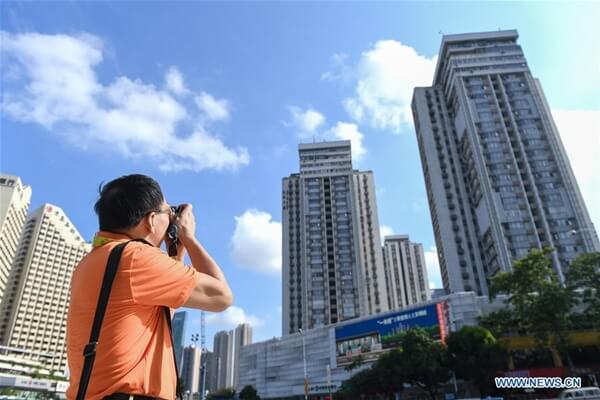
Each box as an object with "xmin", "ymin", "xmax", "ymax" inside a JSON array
[{"xmin": 199, "ymin": 311, "xmax": 207, "ymax": 400}]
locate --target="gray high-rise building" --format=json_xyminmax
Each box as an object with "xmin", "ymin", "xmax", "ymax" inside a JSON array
[
  {"xmin": 0, "ymin": 174, "xmax": 31, "ymax": 300},
  {"xmin": 172, "ymin": 311, "xmax": 187, "ymax": 373},
  {"xmin": 282, "ymin": 140, "xmax": 388, "ymax": 335},
  {"xmin": 233, "ymin": 323, "xmax": 252, "ymax": 389},
  {"xmin": 210, "ymin": 323, "xmax": 253, "ymax": 392},
  {"xmin": 181, "ymin": 345, "xmax": 201, "ymax": 394},
  {"xmin": 203, "ymin": 350, "xmax": 217, "ymax": 394},
  {"xmin": 382, "ymin": 235, "xmax": 431, "ymax": 310},
  {"xmin": 0, "ymin": 204, "xmax": 91, "ymax": 374},
  {"xmin": 411, "ymin": 30, "xmax": 600, "ymax": 295},
  {"xmin": 212, "ymin": 330, "xmax": 234, "ymax": 390}
]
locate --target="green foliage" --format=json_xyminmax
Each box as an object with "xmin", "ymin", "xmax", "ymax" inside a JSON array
[
  {"xmin": 343, "ymin": 353, "xmax": 364, "ymax": 372},
  {"xmin": 446, "ymin": 326, "xmax": 507, "ymax": 396},
  {"xmin": 335, "ymin": 328, "xmax": 449, "ymax": 400},
  {"xmin": 239, "ymin": 385, "xmax": 260, "ymax": 400},
  {"xmin": 567, "ymin": 252, "xmax": 600, "ymax": 329},
  {"xmin": 333, "ymin": 251, "xmax": 600, "ymax": 400},
  {"xmin": 0, "ymin": 388, "xmax": 19, "ymax": 396},
  {"xmin": 396, "ymin": 328, "xmax": 451, "ymax": 400},
  {"xmin": 478, "ymin": 308, "xmax": 521, "ymax": 337},
  {"xmin": 489, "ymin": 248, "xmax": 576, "ymax": 350},
  {"xmin": 207, "ymin": 387, "xmax": 236, "ymax": 399}
]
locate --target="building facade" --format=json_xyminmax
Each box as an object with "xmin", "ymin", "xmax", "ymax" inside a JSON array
[
  {"xmin": 0, "ymin": 204, "xmax": 91, "ymax": 374},
  {"xmin": 202, "ymin": 350, "xmax": 216, "ymax": 395},
  {"xmin": 282, "ymin": 140, "xmax": 388, "ymax": 335},
  {"xmin": 382, "ymin": 235, "xmax": 431, "ymax": 310},
  {"xmin": 181, "ymin": 345, "xmax": 201, "ymax": 394},
  {"xmin": 411, "ymin": 30, "xmax": 600, "ymax": 295},
  {"xmin": 172, "ymin": 311, "xmax": 188, "ymax": 372},
  {"xmin": 233, "ymin": 323, "xmax": 252, "ymax": 389},
  {"xmin": 0, "ymin": 174, "xmax": 32, "ymax": 300},
  {"xmin": 239, "ymin": 292, "xmax": 506, "ymax": 399},
  {"xmin": 212, "ymin": 330, "xmax": 234, "ymax": 390}
]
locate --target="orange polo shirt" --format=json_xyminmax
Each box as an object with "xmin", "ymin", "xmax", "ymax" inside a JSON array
[{"xmin": 66, "ymin": 232, "xmax": 199, "ymax": 400}]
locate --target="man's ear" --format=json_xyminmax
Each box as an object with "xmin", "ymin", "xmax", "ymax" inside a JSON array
[{"xmin": 145, "ymin": 212, "xmax": 157, "ymax": 234}]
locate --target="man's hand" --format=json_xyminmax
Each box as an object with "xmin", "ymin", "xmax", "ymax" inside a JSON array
[{"xmin": 176, "ymin": 203, "xmax": 197, "ymax": 246}]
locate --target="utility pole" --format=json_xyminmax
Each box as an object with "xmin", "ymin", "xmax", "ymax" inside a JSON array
[
  {"xmin": 199, "ymin": 311, "xmax": 207, "ymax": 400},
  {"xmin": 299, "ymin": 329, "xmax": 308, "ymax": 400}
]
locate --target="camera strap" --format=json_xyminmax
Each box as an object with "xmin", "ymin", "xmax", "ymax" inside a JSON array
[{"xmin": 76, "ymin": 239, "xmax": 183, "ymax": 400}]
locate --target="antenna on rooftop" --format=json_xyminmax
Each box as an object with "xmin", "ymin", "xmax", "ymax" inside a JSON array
[{"xmin": 195, "ymin": 313, "xmax": 207, "ymax": 399}]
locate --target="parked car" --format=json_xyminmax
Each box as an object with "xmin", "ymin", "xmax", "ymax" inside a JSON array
[{"xmin": 559, "ymin": 387, "xmax": 600, "ymax": 400}]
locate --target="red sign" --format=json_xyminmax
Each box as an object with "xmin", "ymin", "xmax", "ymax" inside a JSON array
[
  {"xmin": 504, "ymin": 367, "xmax": 565, "ymax": 378},
  {"xmin": 437, "ymin": 301, "xmax": 447, "ymax": 344}
]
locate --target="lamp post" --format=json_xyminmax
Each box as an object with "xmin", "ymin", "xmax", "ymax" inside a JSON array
[
  {"xmin": 299, "ymin": 328, "xmax": 308, "ymax": 400},
  {"xmin": 326, "ymin": 364, "xmax": 332, "ymax": 400},
  {"xmin": 449, "ymin": 351, "xmax": 458, "ymax": 393}
]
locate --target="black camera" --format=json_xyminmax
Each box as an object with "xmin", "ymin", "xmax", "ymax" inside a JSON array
[{"xmin": 167, "ymin": 205, "xmax": 183, "ymax": 256}]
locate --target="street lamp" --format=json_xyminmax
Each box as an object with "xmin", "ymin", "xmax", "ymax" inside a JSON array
[{"xmin": 299, "ymin": 328, "xmax": 308, "ymax": 400}]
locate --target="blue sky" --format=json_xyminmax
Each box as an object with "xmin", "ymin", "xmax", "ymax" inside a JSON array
[{"xmin": 1, "ymin": 1, "xmax": 599, "ymax": 348}]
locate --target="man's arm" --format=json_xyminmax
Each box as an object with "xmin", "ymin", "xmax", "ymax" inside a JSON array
[
  {"xmin": 174, "ymin": 204, "xmax": 233, "ymax": 311},
  {"xmin": 181, "ymin": 237, "xmax": 233, "ymax": 311}
]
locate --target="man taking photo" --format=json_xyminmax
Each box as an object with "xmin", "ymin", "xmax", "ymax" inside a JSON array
[{"xmin": 66, "ymin": 174, "xmax": 233, "ymax": 400}]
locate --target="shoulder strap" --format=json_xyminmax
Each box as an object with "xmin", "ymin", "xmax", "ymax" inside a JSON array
[
  {"xmin": 164, "ymin": 306, "xmax": 184, "ymax": 400},
  {"xmin": 76, "ymin": 240, "xmax": 131, "ymax": 400}
]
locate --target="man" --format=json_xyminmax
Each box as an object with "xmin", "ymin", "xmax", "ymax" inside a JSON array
[{"xmin": 66, "ymin": 174, "xmax": 233, "ymax": 400}]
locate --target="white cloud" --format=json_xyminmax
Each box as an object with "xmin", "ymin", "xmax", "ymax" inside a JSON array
[
  {"xmin": 164, "ymin": 66, "xmax": 187, "ymax": 95},
  {"xmin": 323, "ymin": 122, "xmax": 366, "ymax": 161},
  {"xmin": 380, "ymin": 225, "xmax": 394, "ymax": 243},
  {"xmin": 195, "ymin": 91, "xmax": 230, "ymax": 122},
  {"xmin": 286, "ymin": 106, "xmax": 366, "ymax": 161},
  {"xmin": 205, "ymin": 305, "xmax": 264, "ymax": 328},
  {"xmin": 424, "ymin": 246, "xmax": 443, "ymax": 289},
  {"xmin": 0, "ymin": 31, "xmax": 248, "ymax": 172},
  {"xmin": 289, "ymin": 106, "xmax": 326, "ymax": 137},
  {"xmin": 321, "ymin": 52, "xmax": 353, "ymax": 83},
  {"xmin": 552, "ymin": 108, "xmax": 600, "ymax": 231},
  {"xmin": 341, "ymin": 40, "xmax": 437, "ymax": 133},
  {"xmin": 230, "ymin": 209, "xmax": 282, "ymax": 275}
]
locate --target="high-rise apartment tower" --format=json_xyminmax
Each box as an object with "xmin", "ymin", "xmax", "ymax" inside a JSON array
[
  {"xmin": 412, "ymin": 30, "xmax": 599, "ymax": 295},
  {"xmin": 382, "ymin": 235, "xmax": 431, "ymax": 309},
  {"xmin": 0, "ymin": 204, "xmax": 91, "ymax": 373},
  {"xmin": 282, "ymin": 140, "xmax": 388, "ymax": 335},
  {"xmin": 0, "ymin": 174, "xmax": 32, "ymax": 300}
]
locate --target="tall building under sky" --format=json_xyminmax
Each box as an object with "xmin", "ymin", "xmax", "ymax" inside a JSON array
[
  {"xmin": 382, "ymin": 235, "xmax": 430, "ymax": 310},
  {"xmin": 412, "ymin": 30, "xmax": 600, "ymax": 295},
  {"xmin": 233, "ymin": 323, "xmax": 252, "ymax": 389},
  {"xmin": 0, "ymin": 174, "xmax": 31, "ymax": 301},
  {"xmin": 0, "ymin": 204, "xmax": 91, "ymax": 373},
  {"xmin": 181, "ymin": 344, "xmax": 202, "ymax": 394},
  {"xmin": 212, "ymin": 329, "xmax": 234, "ymax": 390},
  {"xmin": 282, "ymin": 140, "xmax": 388, "ymax": 335},
  {"xmin": 172, "ymin": 311, "xmax": 188, "ymax": 373}
]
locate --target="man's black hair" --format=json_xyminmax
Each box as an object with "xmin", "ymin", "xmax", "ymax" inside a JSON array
[{"xmin": 94, "ymin": 174, "xmax": 164, "ymax": 231}]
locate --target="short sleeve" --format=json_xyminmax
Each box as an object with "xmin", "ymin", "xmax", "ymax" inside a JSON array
[{"xmin": 129, "ymin": 245, "xmax": 199, "ymax": 308}]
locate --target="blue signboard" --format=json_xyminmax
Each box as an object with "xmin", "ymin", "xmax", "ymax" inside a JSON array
[{"xmin": 334, "ymin": 302, "xmax": 447, "ymax": 365}]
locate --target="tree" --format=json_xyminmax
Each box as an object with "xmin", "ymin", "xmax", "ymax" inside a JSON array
[
  {"xmin": 239, "ymin": 385, "xmax": 260, "ymax": 400},
  {"xmin": 207, "ymin": 387, "xmax": 236, "ymax": 399},
  {"xmin": 335, "ymin": 350, "xmax": 404, "ymax": 399},
  {"xmin": 446, "ymin": 326, "xmax": 507, "ymax": 396},
  {"xmin": 566, "ymin": 252, "xmax": 600, "ymax": 329},
  {"xmin": 343, "ymin": 354, "xmax": 364, "ymax": 372},
  {"xmin": 478, "ymin": 308, "xmax": 522, "ymax": 337},
  {"xmin": 373, "ymin": 348, "xmax": 405, "ymax": 396},
  {"xmin": 395, "ymin": 328, "xmax": 451, "ymax": 400},
  {"xmin": 489, "ymin": 248, "xmax": 577, "ymax": 371}
]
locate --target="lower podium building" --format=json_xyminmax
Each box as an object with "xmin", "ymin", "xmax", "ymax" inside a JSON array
[{"xmin": 238, "ymin": 292, "xmax": 507, "ymax": 399}]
